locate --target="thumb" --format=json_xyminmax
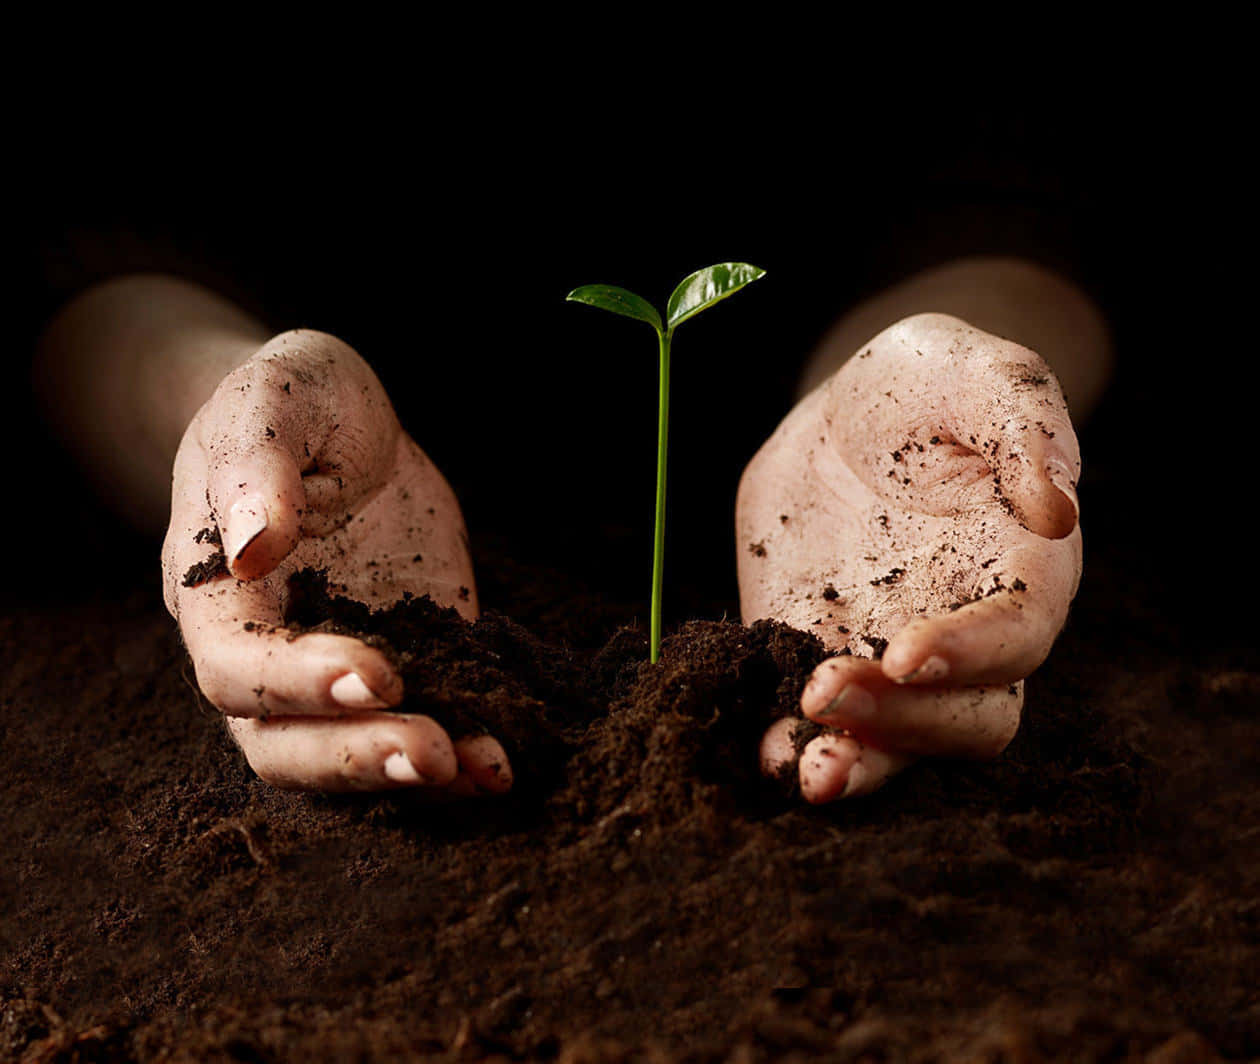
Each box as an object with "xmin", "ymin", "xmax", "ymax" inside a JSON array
[
  {"xmin": 977, "ymin": 423, "xmax": 1079, "ymax": 541},
  {"xmin": 208, "ymin": 440, "xmax": 304, "ymax": 579},
  {"xmin": 197, "ymin": 339, "xmax": 334, "ymax": 580},
  {"xmin": 946, "ymin": 332, "xmax": 1081, "ymax": 540}
]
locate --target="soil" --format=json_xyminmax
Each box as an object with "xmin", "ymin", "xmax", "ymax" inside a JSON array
[
  {"xmin": 3, "ymin": 482, "xmax": 1259, "ymax": 1062},
  {"xmin": 282, "ymin": 568, "xmax": 824, "ymax": 795}
]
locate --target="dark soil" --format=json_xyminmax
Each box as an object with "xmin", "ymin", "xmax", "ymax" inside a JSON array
[
  {"xmin": 283, "ymin": 568, "xmax": 824, "ymax": 798},
  {"xmin": 3, "ymin": 492, "xmax": 1259, "ymax": 1062}
]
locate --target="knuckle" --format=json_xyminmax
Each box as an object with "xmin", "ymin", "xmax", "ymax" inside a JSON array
[
  {"xmin": 986, "ymin": 686, "xmax": 1024, "ymax": 756},
  {"xmin": 262, "ymin": 329, "xmax": 366, "ymax": 381},
  {"xmin": 325, "ymin": 422, "xmax": 380, "ymax": 479},
  {"xmin": 193, "ymin": 663, "xmax": 233, "ymax": 712},
  {"xmin": 271, "ymin": 327, "xmax": 353, "ymax": 359},
  {"xmin": 895, "ymin": 311, "xmax": 950, "ymax": 334},
  {"xmin": 229, "ymin": 724, "xmax": 305, "ymax": 789},
  {"xmin": 302, "ymin": 635, "xmax": 357, "ymax": 678},
  {"xmin": 216, "ymin": 354, "xmax": 272, "ymax": 397},
  {"xmin": 244, "ymin": 752, "xmax": 285, "ymax": 786}
]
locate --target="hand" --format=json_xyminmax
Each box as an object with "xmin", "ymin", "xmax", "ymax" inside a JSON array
[
  {"xmin": 737, "ymin": 313, "xmax": 1081, "ymax": 803},
  {"xmin": 162, "ymin": 329, "xmax": 511, "ymax": 793}
]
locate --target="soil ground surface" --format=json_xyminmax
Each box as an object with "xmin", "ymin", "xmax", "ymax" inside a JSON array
[{"xmin": 2, "ymin": 466, "xmax": 1258, "ymax": 1063}]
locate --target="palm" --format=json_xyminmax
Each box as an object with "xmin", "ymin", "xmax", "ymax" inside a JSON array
[
  {"xmin": 253, "ymin": 435, "xmax": 477, "ymax": 619},
  {"xmin": 738, "ymin": 314, "xmax": 1081, "ymax": 801}
]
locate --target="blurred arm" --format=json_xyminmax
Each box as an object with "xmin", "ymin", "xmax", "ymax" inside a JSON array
[{"xmin": 35, "ymin": 275, "xmax": 270, "ymax": 532}]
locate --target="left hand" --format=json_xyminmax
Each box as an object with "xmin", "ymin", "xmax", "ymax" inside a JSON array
[
  {"xmin": 737, "ymin": 313, "xmax": 1082, "ymax": 803},
  {"xmin": 162, "ymin": 329, "xmax": 511, "ymax": 793}
]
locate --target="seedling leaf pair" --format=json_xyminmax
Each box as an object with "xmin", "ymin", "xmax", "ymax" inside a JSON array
[
  {"xmin": 566, "ymin": 263, "xmax": 766, "ymax": 663},
  {"xmin": 567, "ymin": 262, "xmax": 766, "ymax": 337}
]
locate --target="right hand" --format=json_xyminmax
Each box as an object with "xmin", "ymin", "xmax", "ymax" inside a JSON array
[
  {"xmin": 739, "ymin": 314, "xmax": 1082, "ymax": 802},
  {"xmin": 162, "ymin": 329, "xmax": 512, "ymax": 794}
]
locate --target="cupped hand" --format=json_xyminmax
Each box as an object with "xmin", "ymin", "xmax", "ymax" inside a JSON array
[
  {"xmin": 162, "ymin": 329, "xmax": 511, "ymax": 794},
  {"xmin": 737, "ymin": 313, "xmax": 1081, "ymax": 803}
]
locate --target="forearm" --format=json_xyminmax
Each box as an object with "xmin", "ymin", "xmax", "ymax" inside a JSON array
[
  {"xmin": 798, "ymin": 257, "xmax": 1113, "ymax": 424},
  {"xmin": 35, "ymin": 275, "xmax": 271, "ymax": 532}
]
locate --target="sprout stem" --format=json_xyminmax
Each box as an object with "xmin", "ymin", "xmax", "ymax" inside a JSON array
[
  {"xmin": 566, "ymin": 264, "xmax": 764, "ymax": 665},
  {"xmin": 651, "ymin": 328, "xmax": 671, "ymax": 663}
]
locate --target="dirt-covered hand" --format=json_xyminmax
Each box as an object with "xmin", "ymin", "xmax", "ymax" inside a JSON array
[
  {"xmin": 161, "ymin": 330, "xmax": 511, "ymax": 794},
  {"xmin": 738, "ymin": 314, "xmax": 1081, "ymax": 803}
]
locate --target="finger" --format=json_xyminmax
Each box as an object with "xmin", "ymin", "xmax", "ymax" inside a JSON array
[
  {"xmin": 198, "ymin": 364, "xmax": 308, "ymax": 579},
  {"xmin": 945, "ymin": 324, "xmax": 1081, "ymax": 540},
  {"xmin": 226, "ymin": 712, "xmax": 457, "ymax": 792},
  {"xmin": 800, "ymin": 656, "xmax": 887, "ymax": 718},
  {"xmin": 759, "ymin": 717, "xmax": 799, "ymax": 778},
  {"xmin": 807, "ymin": 669, "xmax": 1023, "ymax": 760},
  {"xmin": 798, "ymin": 732, "xmax": 860, "ymax": 803},
  {"xmin": 197, "ymin": 332, "xmax": 401, "ymax": 578},
  {"xmin": 186, "ymin": 612, "xmax": 403, "ymax": 718},
  {"xmin": 165, "ymin": 441, "xmax": 400, "ymax": 716},
  {"xmin": 799, "ymin": 733, "xmax": 909, "ymax": 803},
  {"xmin": 453, "ymin": 735, "xmax": 513, "ymax": 795},
  {"xmin": 206, "ymin": 442, "xmax": 305, "ymax": 579},
  {"xmin": 880, "ymin": 535, "xmax": 1081, "ymax": 686},
  {"xmin": 837, "ymin": 744, "xmax": 910, "ymax": 799}
]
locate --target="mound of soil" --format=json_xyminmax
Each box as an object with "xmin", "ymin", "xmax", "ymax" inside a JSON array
[
  {"xmin": 2, "ymin": 486, "xmax": 1258, "ymax": 1061},
  {"xmin": 283, "ymin": 567, "xmax": 826, "ymax": 802}
]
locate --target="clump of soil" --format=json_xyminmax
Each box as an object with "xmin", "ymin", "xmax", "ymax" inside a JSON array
[
  {"xmin": 181, "ymin": 527, "xmax": 228, "ymax": 588},
  {"xmin": 283, "ymin": 567, "xmax": 829, "ymax": 802}
]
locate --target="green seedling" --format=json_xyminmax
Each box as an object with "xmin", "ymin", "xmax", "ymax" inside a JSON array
[{"xmin": 567, "ymin": 262, "xmax": 766, "ymax": 663}]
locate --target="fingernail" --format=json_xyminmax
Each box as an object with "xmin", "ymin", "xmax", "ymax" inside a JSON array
[
  {"xmin": 816, "ymin": 684, "xmax": 877, "ymax": 721},
  {"xmin": 1045, "ymin": 458, "xmax": 1080, "ymax": 524},
  {"xmin": 330, "ymin": 672, "xmax": 390, "ymax": 710},
  {"xmin": 841, "ymin": 760, "xmax": 869, "ymax": 799},
  {"xmin": 383, "ymin": 751, "xmax": 429, "ymax": 784},
  {"xmin": 225, "ymin": 495, "xmax": 269, "ymax": 567},
  {"xmin": 894, "ymin": 655, "xmax": 949, "ymax": 684}
]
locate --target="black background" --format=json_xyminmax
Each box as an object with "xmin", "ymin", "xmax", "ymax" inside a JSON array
[{"xmin": 10, "ymin": 73, "xmax": 1250, "ymax": 623}]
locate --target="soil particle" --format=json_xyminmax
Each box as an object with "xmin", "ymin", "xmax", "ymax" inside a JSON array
[
  {"xmin": 860, "ymin": 634, "xmax": 889, "ymax": 658},
  {"xmin": 180, "ymin": 551, "xmax": 227, "ymax": 588},
  {"xmin": 192, "ymin": 527, "xmax": 222, "ymax": 548},
  {"xmin": 870, "ymin": 567, "xmax": 906, "ymax": 586}
]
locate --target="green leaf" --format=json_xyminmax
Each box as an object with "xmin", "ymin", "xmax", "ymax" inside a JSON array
[
  {"xmin": 566, "ymin": 284, "xmax": 662, "ymax": 332},
  {"xmin": 666, "ymin": 262, "xmax": 766, "ymax": 330}
]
